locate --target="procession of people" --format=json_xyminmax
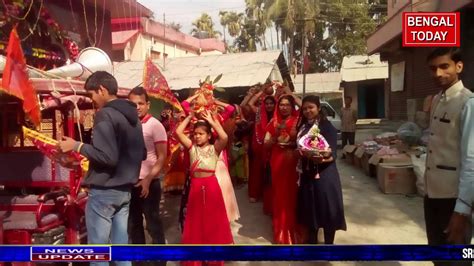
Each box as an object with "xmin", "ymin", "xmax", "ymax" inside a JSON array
[{"xmin": 54, "ymin": 47, "xmax": 474, "ymax": 266}]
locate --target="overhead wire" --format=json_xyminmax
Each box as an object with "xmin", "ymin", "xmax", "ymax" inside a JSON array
[
  {"xmin": 97, "ymin": 0, "xmax": 107, "ymax": 46},
  {"xmin": 20, "ymin": 0, "xmax": 43, "ymax": 41},
  {"xmin": 93, "ymin": 0, "xmax": 98, "ymax": 46},
  {"xmin": 69, "ymin": 0, "xmax": 79, "ymax": 31},
  {"xmin": 82, "ymin": 0, "xmax": 93, "ymax": 46}
]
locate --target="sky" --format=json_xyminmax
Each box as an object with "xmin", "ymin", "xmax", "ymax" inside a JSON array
[{"xmin": 138, "ymin": 0, "xmax": 247, "ymax": 36}]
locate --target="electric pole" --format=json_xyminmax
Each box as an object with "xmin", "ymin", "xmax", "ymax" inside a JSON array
[
  {"xmin": 302, "ymin": 30, "xmax": 307, "ymax": 97},
  {"xmin": 288, "ymin": 0, "xmax": 294, "ymax": 76},
  {"xmin": 163, "ymin": 13, "xmax": 166, "ymax": 70}
]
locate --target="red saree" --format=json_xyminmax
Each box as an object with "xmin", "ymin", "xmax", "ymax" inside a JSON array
[
  {"xmin": 248, "ymin": 97, "xmax": 273, "ymax": 201},
  {"xmin": 265, "ymin": 114, "xmax": 299, "ymax": 244}
]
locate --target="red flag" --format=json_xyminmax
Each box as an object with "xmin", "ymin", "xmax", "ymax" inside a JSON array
[
  {"xmin": 2, "ymin": 27, "xmax": 41, "ymax": 126},
  {"xmin": 143, "ymin": 57, "xmax": 183, "ymax": 112}
]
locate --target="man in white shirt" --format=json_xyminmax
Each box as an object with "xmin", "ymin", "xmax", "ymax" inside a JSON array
[
  {"xmin": 424, "ymin": 48, "xmax": 472, "ymax": 266},
  {"xmin": 340, "ymin": 96, "xmax": 357, "ymax": 159}
]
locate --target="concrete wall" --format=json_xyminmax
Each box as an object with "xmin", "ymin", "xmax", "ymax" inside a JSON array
[{"xmin": 126, "ymin": 34, "xmax": 200, "ymax": 61}]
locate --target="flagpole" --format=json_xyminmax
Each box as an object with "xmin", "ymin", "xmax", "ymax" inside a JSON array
[{"xmin": 302, "ymin": 31, "xmax": 306, "ymax": 97}]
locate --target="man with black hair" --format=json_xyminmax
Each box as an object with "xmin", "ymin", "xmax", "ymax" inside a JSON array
[
  {"xmin": 59, "ymin": 71, "xmax": 145, "ymax": 266},
  {"xmin": 128, "ymin": 87, "xmax": 167, "ymax": 248},
  {"xmin": 424, "ymin": 48, "xmax": 472, "ymax": 264}
]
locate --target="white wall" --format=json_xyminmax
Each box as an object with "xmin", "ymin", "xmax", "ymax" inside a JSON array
[{"xmin": 126, "ymin": 34, "xmax": 199, "ymax": 60}]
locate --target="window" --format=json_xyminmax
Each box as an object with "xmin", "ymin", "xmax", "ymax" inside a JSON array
[
  {"xmin": 150, "ymin": 50, "xmax": 161, "ymax": 60},
  {"xmin": 321, "ymin": 104, "xmax": 335, "ymax": 118}
]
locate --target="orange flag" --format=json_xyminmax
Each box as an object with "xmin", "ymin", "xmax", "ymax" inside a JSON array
[
  {"xmin": 1, "ymin": 26, "xmax": 41, "ymax": 126},
  {"xmin": 143, "ymin": 57, "xmax": 183, "ymax": 112}
]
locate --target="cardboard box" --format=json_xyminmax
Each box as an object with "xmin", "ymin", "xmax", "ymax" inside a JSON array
[
  {"xmin": 391, "ymin": 142, "xmax": 411, "ymax": 154},
  {"xmin": 353, "ymin": 147, "xmax": 365, "ymax": 168},
  {"xmin": 362, "ymin": 151, "xmax": 377, "ymax": 177},
  {"xmin": 369, "ymin": 154, "xmax": 412, "ymax": 179},
  {"xmin": 377, "ymin": 163, "xmax": 417, "ymax": 195},
  {"xmin": 343, "ymin": 145, "xmax": 357, "ymax": 165}
]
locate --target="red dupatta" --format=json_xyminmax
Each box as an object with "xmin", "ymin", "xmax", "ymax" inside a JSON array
[
  {"xmin": 255, "ymin": 95, "xmax": 275, "ymax": 144},
  {"xmin": 267, "ymin": 95, "xmax": 299, "ymax": 144}
]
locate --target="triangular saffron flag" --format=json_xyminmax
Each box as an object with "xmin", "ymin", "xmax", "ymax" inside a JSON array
[
  {"xmin": 143, "ymin": 57, "xmax": 183, "ymax": 112},
  {"xmin": 2, "ymin": 26, "xmax": 41, "ymax": 126}
]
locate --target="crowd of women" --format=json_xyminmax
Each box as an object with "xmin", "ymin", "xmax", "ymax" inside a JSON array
[{"xmin": 159, "ymin": 82, "xmax": 347, "ymax": 255}]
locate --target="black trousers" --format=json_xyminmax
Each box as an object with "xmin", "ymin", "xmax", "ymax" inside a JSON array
[
  {"xmin": 307, "ymin": 228, "xmax": 336, "ymax": 244},
  {"xmin": 424, "ymin": 197, "xmax": 472, "ymax": 266},
  {"xmin": 341, "ymin": 132, "xmax": 355, "ymax": 147},
  {"xmin": 128, "ymin": 179, "xmax": 165, "ymax": 244}
]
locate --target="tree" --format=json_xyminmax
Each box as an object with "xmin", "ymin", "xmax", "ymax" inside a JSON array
[
  {"xmin": 233, "ymin": 17, "xmax": 259, "ymax": 52},
  {"xmin": 191, "ymin": 13, "xmax": 220, "ymax": 39},
  {"xmin": 219, "ymin": 11, "xmax": 230, "ymax": 43},
  {"xmin": 261, "ymin": 0, "xmax": 384, "ymax": 72},
  {"xmin": 167, "ymin": 22, "xmax": 182, "ymax": 32},
  {"xmin": 368, "ymin": 0, "xmax": 388, "ymax": 24},
  {"xmin": 309, "ymin": 0, "xmax": 378, "ymax": 71},
  {"xmin": 263, "ymin": 0, "xmax": 318, "ymax": 72},
  {"xmin": 226, "ymin": 12, "xmax": 244, "ymax": 38},
  {"xmin": 219, "ymin": 11, "xmax": 244, "ymax": 44},
  {"xmin": 245, "ymin": 0, "xmax": 271, "ymax": 50},
  {"xmin": 234, "ymin": 0, "xmax": 384, "ymax": 70}
]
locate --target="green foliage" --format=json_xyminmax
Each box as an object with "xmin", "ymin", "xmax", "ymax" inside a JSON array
[
  {"xmin": 191, "ymin": 13, "xmax": 221, "ymax": 39},
  {"xmin": 229, "ymin": 0, "xmax": 387, "ymax": 71}
]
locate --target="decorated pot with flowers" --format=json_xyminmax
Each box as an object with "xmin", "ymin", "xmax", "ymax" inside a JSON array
[
  {"xmin": 192, "ymin": 74, "xmax": 224, "ymax": 117},
  {"xmin": 298, "ymin": 123, "xmax": 331, "ymax": 157}
]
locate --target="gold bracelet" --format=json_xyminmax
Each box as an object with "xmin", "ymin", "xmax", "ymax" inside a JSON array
[{"xmin": 76, "ymin": 143, "xmax": 84, "ymax": 152}]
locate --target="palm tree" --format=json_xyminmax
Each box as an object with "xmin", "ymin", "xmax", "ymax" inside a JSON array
[
  {"xmin": 265, "ymin": 0, "xmax": 288, "ymax": 49},
  {"xmin": 219, "ymin": 11, "xmax": 230, "ymax": 43},
  {"xmin": 265, "ymin": 0, "xmax": 318, "ymax": 65},
  {"xmin": 191, "ymin": 13, "xmax": 220, "ymax": 39},
  {"xmin": 226, "ymin": 12, "xmax": 244, "ymax": 37},
  {"xmin": 245, "ymin": 0, "xmax": 271, "ymax": 50}
]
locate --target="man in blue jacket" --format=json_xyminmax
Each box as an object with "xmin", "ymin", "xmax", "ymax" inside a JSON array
[{"xmin": 59, "ymin": 71, "xmax": 145, "ymax": 266}]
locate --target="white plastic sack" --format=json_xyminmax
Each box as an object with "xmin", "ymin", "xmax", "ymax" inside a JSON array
[{"xmin": 411, "ymin": 153, "xmax": 427, "ymax": 197}]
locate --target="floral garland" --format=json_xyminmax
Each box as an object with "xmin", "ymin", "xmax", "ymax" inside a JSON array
[{"xmin": 1, "ymin": 0, "xmax": 79, "ymax": 62}]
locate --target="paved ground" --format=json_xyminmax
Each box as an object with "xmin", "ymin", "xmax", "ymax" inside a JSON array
[{"xmin": 157, "ymin": 123, "xmax": 458, "ymax": 265}]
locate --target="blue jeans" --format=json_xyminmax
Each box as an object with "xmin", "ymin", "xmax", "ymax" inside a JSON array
[{"xmin": 86, "ymin": 187, "xmax": 132, "ymax": 266}]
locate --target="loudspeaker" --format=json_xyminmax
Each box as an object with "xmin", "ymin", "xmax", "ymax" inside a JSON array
[{"xmin": 47, "ymin": 47, "xmax": 113, "ymax": 80}]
